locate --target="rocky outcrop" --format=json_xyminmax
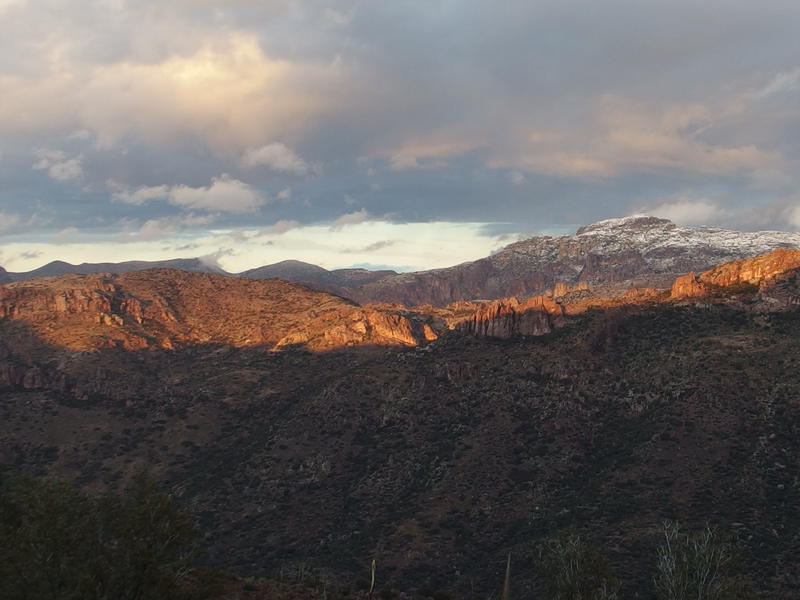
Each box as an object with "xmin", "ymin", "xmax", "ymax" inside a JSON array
[
  {"xmin": 274, "ymin": 307, "xmax": 436, "ymax": 350},
  {"xmin": 698, "ymin": 248, "xmax": 800, "ymax": 288},
  {"xmin": 670, "ymin": 272, "xmax": 708, "ymax": 299},
  {"xmin": 0, "ymin": 270, "xmax": 439, "ymax": 352},
  {"xmin": 453, "ymin": 295, "xmax": 562, "ymax": 338},
  {"xmin": 671, "ymin": 249, "xmax": 800, "ymax": 301}
]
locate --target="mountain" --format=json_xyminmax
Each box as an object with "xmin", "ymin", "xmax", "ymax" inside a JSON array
[
  {"xmin": 0, "ymin": 266, "xmax": 11, "ymax": 284},
  {"xmin": 336, "ymin": 216, "xmax": 800, "ymax": 305},
  {"xmin": 4, "ymin": 257, "xmax": 227, "ymax": 281},
  {"xmin": 1, "ymin": 253, "xmax": 800, "ymax": 597},
  {"xmin": 238, "ymin": 217, "xmax": 800, "ymax": 306},
  {"xmin": 239, "ymin": 259, "xmax": 333, "ymax": 283},
  {"xmin": 7, "ymin": 217, "xmax": 800, "ymax": 309},
  {"xmin": 240, "ymin": 259, "xmax": 397, "ymax": 292},
  {"xmin": 0, "ymin": 269, "xmax": 437, "ymax": 353}
]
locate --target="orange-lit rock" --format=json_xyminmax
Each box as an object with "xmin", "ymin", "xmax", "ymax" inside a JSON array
[
  {"xmin": 0, "ymin": 270, "xmax": 440, "ymax": 352},
  {"xmin": 671, "ymin": 272, "xmax": 708, "ymax": 299}
]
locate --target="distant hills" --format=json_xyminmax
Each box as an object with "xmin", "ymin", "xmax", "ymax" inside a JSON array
[
  {"xmin": 2, "ymin": 257, "xmax": 226, "ymax": 282},
  {"xmin": 5, "ymin": 216, "xmax": 800, "ymax": 306}
]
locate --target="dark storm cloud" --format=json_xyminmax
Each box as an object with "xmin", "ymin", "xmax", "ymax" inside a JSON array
[{"xmin": 1, "ymin": 0, "xmax": 799, "ymax": 241}]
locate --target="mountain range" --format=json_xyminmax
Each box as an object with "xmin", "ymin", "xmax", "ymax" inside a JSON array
[
  {"xmin": 2, "ymin": 217, "xmax": 800, "ymax": 598},
  {"xmin": 5, "ymin": 216, "xmax": 800, "ymax": 306}
]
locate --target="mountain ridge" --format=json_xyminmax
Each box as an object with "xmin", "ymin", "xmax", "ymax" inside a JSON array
[{"xmin": 4, "ymin": 217, "xmax": 800, "ymax": 308}]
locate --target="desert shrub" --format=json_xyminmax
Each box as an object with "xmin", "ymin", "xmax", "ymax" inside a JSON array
[
  {"xmin": 0, "ymin": 471, "xmax": 199, "ymax": 600},
  {"xmin": 537, "ymin": 533, "xmax": 620, "ymax": 600},
  {"xmin": 654, "ymin": 521, "xmax": 736, "ymax": 600}
]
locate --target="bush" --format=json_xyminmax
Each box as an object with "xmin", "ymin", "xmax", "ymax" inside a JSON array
[
  {"xmin": 538, "ymin": 533, "xmax": 620, "ymax": 600},
  {"xmin": 654, "ymin": 521, "xmax": 735, "ymax": 600},
  {"xmin": 0, "ymin": 471, "xmax": 199, "ymax": 600}
]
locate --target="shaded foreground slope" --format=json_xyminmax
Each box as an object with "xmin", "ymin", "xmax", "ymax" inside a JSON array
[{"xmin": 1, "ymin": 300, "xmax": 799, "ymax": 597}]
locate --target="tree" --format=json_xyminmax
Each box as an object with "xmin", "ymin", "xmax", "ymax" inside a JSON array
[
  {"xmin": 538, "ymin": 533, "xmax": 620, "ymax": 600},
  {"xmin": 654, "ymin": 521, "xmax": 735, "ymax": 600},
  {"xmin": 0, "ymin": 471, "xmax": 199, "ymax": 600}
]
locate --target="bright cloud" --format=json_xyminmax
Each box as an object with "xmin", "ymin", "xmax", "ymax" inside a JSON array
[
  {"xmin": 0, "ymin": 33, "xmax": 345, "ymax": 150},
  {"xmin": 242, "ymin": 143, "xmax": 312, "ymax": 175},
  {"xmin": 259, "ymin": 219, "xmax": 299, "ymax": 235},
  {"xmin": 330, "ymin": 209, "xmax": 369, "ymax": 231},
  {"xmin": 644, "ymin": 199, "xmax": 721, "ymax": 226},
  {"xmin": 169, "ymin": 175, "xmax": 264, "ymax": 213},
  {"xmin": 786, "ymin": 205, "xmax": 800, "ymax": 229},
  {"xmin": 111, "ymin": 175, "xmax": 265, "ymax": 214}
]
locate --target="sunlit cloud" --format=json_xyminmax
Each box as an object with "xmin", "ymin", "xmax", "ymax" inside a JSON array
[
  {"xmin": 642, "ymin": 199, "xmax": 722, "ymax": 226},
  {"xmin": 111, "ymin": 175, "xmax": 265, "ymax": 214},
  {"xmin": 241, "ymin": 143, "xmax": 314, "ymax": 175},
  {"xmin": 330, "ymin": 208, "xmax": 369, "ymax": 231}
]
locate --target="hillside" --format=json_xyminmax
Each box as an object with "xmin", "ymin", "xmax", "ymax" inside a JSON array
[
  {"xmin": 1, "ymin": 251, "xmax": 800, "ymax": 597},
  {"xmin": 0, "ymin": 269, "xmax": 435, "ymax": 352},
  {"xmin": 7, "ymin": 217, "xmax": 800, "ymax": 309}
]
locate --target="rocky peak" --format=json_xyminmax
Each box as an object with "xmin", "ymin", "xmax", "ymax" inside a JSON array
[{"xmin": 576, "ymin": 215, "xmax": 675, "ymax": 236}]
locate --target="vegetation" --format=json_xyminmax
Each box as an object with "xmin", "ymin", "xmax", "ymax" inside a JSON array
[
  {"xmin": 537, "ymin": 534, "xmax": 620, "ymax": 600},
  {"xmin": 0, "ymin": 471, "xmax": 783, "ymax": 599},
  {"xmin": 2, "ymin": 304, "xmax": 800, "ymax": 597},
  {"xmin": 0, "ymin": 470, "xmax": 201, "ymax": 600}
]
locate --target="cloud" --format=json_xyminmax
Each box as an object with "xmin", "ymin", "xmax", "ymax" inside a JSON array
[
  {"xmin": 169, "ymin": 175, "xmax": 264, "ymax": 213},
  {"xmin": 330, "ymin": 208, "xmax": 369, "ymax": 231},
  {"xmin": 645, "ymin": 199, "xmax": 721, "ymax": 225},
  {"xmin": 111, "ymin": 175, "xmax": 265, "ymax": 214},
  {"xmin": 32, "ymin": 149, "xmax": 83, "ymax": 181},
  {"xmin": 0, "ymin": 31, "xmax": 346, "ymax": 150},
  {"xmin": 755, "ymin": 68, "xmax": 800, "ymax": 98},
  {"xmin": 110, "ymin": 183, "xmax": 170, "ymax": 205},
  {"xmin": 0, "ymin": 211, "xmax": 22, "ymax": 233},
  {"xmin": 509, "ymin": 171, "xmax": 526, "ymax": 185},
  {"xmin": 1, "ymin": 1, "xmax": 800, "ymax": 236},
  {"xmin": 55, "ymin": 226, "xmax": 80, "ymax": 244},
  {"xmin": 785, "ymin": 204, "xmax": 800, "ymax": 229},
  {"xmin": 389, "ymin": 155, "xmax": 419, "ymax": 171},
  {"xmin": 136, "ymin": 213, "xmax": 217, "ymax": 241},
  {"xmin": 343, "ymin": 239, "xmax": 395, "ymax": 254},
  {"xmin": 259, "ymin": 219, "xmax": 299, "ymax": 235},
  {"xmin": 241, "ymin": 143, "xmax": 313, "ymax": 175},
  {"xmin": 491, "ymin": 96, "xmax": 782, "ymax": 180},
  {"xmin": 277, "ymin": 187, "xmax": 292, "ymax": 201}
]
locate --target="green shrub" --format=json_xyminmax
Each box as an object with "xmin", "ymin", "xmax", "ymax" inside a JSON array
[{"xmin": 0, "ymin": 471, "xmax": 199, "ymax": 600}]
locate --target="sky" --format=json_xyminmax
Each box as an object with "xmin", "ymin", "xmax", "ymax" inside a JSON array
[{"xmin": 1, "ymin": 0, "xmax": 799, "ymax": 273}]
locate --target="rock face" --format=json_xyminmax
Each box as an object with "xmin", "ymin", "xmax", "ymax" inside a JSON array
[
  {"xmin": 670, "ymin": 272, "xmax": 708, "ymax": 299},
  {"xmin": 671, "ymin": 249, "xmax": 800, "ymax": 300},
  {"xmin": 274, "ymin": 307, "xmax": 436, "ymax": 350},
  {"xmin": 241, "ymin": 216, "xmax": 800, "ymax": 306},
  {"xmin": 0, "ymin": 270, "xmax": 435, "ymax": 352},
  {"xmin": 449, "ymin": 293, "xmax": 564, "ymax": 338}
]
